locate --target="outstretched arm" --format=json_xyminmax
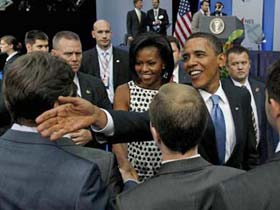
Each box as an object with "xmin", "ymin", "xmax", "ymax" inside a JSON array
[{"xmin": 36, "ymin": 96, "xmax": 107, "ymax": 141}]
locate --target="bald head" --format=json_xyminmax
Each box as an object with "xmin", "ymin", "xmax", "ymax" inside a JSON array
[
  {"xmin": 149, "ymin": 83, "xmax": 208, "ymax": 154},
  {"xmin": 92, "ymin": 19, "xmax": 112, "ymax": 50}
]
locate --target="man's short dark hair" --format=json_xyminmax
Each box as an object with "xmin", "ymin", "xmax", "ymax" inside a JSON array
[
  {"xmin": 3, "ymin": 52, "xmax": 76, "ymax": 124},
  {"xmin": 200, "ymin": 0, "xmax": 210, "ymax": 6},
  {"xmin": 186, "ymin": 32, "xmax": 223, "ymax": 55},
  {"xmin": 266, "ymin": 58, "xmax": 280, "ymax": 103},
  {"xmin": 226, "ymin": 45, "xmax": 250, "ymax": 64},
  {"xmin": 167, "ymin": 36, "xmax": 180, "ymax": 51},
  {"xmin": 24, "ymin": 30, "xmax": 49, "ymax": 45},
  {"xmin": 149, "ymin": 83, "xmax": 208, "ymax": 154},
  {"xmin": 134, "ymin": 0, "xmax": 142, "ymax": 5}
]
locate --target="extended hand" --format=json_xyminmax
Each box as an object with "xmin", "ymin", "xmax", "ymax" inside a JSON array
[{"xmin": 36, "ymin": 96, "xmax": 107, "ymax": 141}]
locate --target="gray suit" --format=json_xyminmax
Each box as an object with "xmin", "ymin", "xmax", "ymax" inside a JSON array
[
  {"xmin": 0, "ymin": 129, "xmax": 109, "ymax": 210},
  {"xmin": 213, "ymin": 151, "xmax": 280, "ymax": 210},
  {"xmin": 116, "ymin": 157, "xmax": 244, "ymax": 210},
  {"xmin": 191, "ymin": 10, "xmax": 204, "ymax": 33},
  {"xmin": 57, "ymin": 138, "xmax": 124, "ymax": 201}
]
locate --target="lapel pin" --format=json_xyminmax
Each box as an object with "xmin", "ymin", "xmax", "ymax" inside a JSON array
[
  {"xmin": 255, "ymin": 87, "xmax": 260, "ymax": 92},
  {"xmin": 86, "ymin": 90, "xmax": 91, "ymax": 94},
  {"xmin": 116, "ymin": 59, "xmax": 120, "ymax": 63},
  {"xmin": 235, "ymin": 107, "xmax": 239, "ymax": 111}
]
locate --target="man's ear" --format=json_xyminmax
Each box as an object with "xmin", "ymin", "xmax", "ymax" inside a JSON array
[
  {"xmin": 91, "ymin": 30, "xmax": 96, "ymax": 39},
  {"xmin": 150, "ymin": 123, "xmax": 161, "ymax": 146},
  {"xmin": 270, "ymin": 98, "xmax": 280, "ymax": 119},
  {"xmin": 51, "ymin": 49, "xmax": 57, "ymax": 56},
  {"xmin": 218, "ymin": 53, "xmax": 226, "ymax": 69}
]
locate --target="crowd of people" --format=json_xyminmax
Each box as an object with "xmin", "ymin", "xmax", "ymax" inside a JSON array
[{"xmin": 0, "ymin": 0, "xmax": 279, "ymax": 209}]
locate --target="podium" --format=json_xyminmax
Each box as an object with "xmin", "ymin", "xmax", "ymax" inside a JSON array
[{"xmin": 199, "ymin": 16, "xmax": 244, "ymax": 44}]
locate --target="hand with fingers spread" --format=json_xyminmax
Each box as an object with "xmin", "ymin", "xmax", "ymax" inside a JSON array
[{"xmin": 36, "ymin": 96, "xmax": 107, "ymax": 141}]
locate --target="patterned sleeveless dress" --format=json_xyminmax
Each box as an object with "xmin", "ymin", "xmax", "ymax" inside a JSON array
[{"xmin": 127, "ymin": 81, "xmax": 162, "ymax": 182}]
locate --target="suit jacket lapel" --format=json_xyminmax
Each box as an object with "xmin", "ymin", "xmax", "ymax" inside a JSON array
[
  {"xmin": 77, "ymin": 72, "xmax": 93, "ymax": 101},
  {"xmin": 93, "ymin": 48, "xmax": 101, "ymax": 78},
  {"xmin": 249, "ymin": 78, "xmax": 263, "ymax": 125},
  {"xmin": 222, "ymin": 81, "xmax": 243, "ymax": 146}
]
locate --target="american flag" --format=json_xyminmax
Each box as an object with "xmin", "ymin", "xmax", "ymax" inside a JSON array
[{"xmin": 173, "ymin": 0, "xmax": 192, "ymax": 48}]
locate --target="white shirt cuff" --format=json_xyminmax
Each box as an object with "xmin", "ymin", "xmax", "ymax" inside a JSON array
[{"xmin": 91, "ymin": 109, "xmax": 115, "ymax": 136}]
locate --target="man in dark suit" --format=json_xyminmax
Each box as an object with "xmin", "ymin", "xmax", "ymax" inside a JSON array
[
  {"xmin": 24, "ymin": 29, "xmax": 49, "ymax": 53},
  {"xmin": 36, "ymin": 33, "xmax": 259, "ymax": 170},
  {"xmin": 126, "ymin": 0, "xmax": 147, "ymax": 44},
  {"xmin": 81, "ymin": 19, "xmax": 131, "ymax": 103},
  {"xmin": 116, "ymin": 83, "xmax": 244, "ymax": 210},
  {"xmin": 212, "ymin": 58, "xmax": 280, "ymax": 210},
  {"xmin": 0, "ymin": 35, "xmax": 22, "ymax": 75},
  {"xmin": 225, "ymin": 45, "xmax": 276, "ymax": 163},
  {"xmin": 0, "ymin": 52, "xmax": 109, "ymax": 209},
  {"xmin": 51, "ymin": 30, "xmax": 112, "ymax": 149},
  {"xmin": 211, "ymin": 1, "xmax": 227, "ymax": 16},
  {"xmin": 146, "ymin": 0, "xmax": 169, "ymax": 35}
]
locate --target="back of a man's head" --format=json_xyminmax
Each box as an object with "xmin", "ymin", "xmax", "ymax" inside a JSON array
[
  {"xmin": 3, "ymin": 52, "xmax": 76, "ymax": 124},
  {"xmin": 266, "ymin": 58, "xmax": 280, "ymax": 103},
  {"xmin": 149, "ymin": 83, "xmax": 208, "ymax": 154}
]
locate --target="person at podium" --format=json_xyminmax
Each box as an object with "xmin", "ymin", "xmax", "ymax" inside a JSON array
[{"xmin": 211, "ymin": 1, "xmax": 227, "ymax": 17}]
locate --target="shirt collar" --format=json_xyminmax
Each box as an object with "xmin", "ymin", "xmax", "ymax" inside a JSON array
[
  {"xmin": 11, "ymin": 123, "xmax": 38, "ymax": 133},
  {"xmin": 6, "ymin": 51, "xmax": 18, "ymax": 61},
  {"xmin": 276, "ymin": 141, "xmax": 280, "ymax": 153},
  {"xmin": 199, "ymin": 81, "xmax": 227, "ymax": 104},
  {"xmin": 96, "ymin": 45, "xmax": 112, "ymax": 56},
  {"xmin": 231, "ymin": 77, "xmax": 249, "ymax": 88},
  {"xmin": 162, "ymin": 154, "xmax": 201, "ymax": 164}
]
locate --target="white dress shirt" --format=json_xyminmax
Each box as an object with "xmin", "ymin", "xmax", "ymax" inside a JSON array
[
  {"xmin": 73, "ymin": 73, "xmax": 82, "ymax": 97},
  {"xmin": 199, "ymin": 82, "xmax": 236, "ymax": 162},
  {"xmin": 96, "ymin": 45, "xmax": 114, "ymax": 103}
]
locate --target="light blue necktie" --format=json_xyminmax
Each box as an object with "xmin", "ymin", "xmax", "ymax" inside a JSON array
[{"xmin": 210, "ymin": 95, "xmax": 226, "ymax": 164}]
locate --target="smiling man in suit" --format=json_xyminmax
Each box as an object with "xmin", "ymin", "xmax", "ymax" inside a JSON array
[
  {"xmin": 81, "ymin": 19, "xmax": 131, "ymax": 103},
  {"xmin": 225, "ymin": 45, "xmax": 276, "ymax": 163},
  {"xmin": 36, "ymin": 33, "xmax": 259, "ymax": 171},
  {"xmin": 0, "ymin": 52, "xmax": 109, "ymax": 209},
  {"xmin": 146, "ymin": 0, "xmax": 169, "ymax": 35},
  {"xmin": 126, "ymin": 0, "xmax": 147, "ymax": 44},
  {"xmin": 51, "ymin": 30, "xmax": 112, "ymax": 149},
  {"xmin": 212, "ymin": 58, "xmax": 280, "ymax": 210}
]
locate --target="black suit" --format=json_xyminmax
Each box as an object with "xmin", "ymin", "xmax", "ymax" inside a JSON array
[
  {"xmin": 213, "ymin": 151, "xmax": 280, "ymax": 210},
  {"xmin": 98, "ymin": 81, "xmax": 259, "ymax": 169},
  {"xmin": 80, "ymin": 47, "xmax": 131, "ymax": 91},
  {"xmin": 199, "ymin": 79, "xmax": 259, "ymax": 170},
  {"xmin": 2, "ymin": 52, "xmax": 21, "ymax": 75},
  {"xmin": 0, "ymin": 129, "xmax": 109, "ymax": 210},
  {"xmin": 77, "ymin": 71, "xmax": 111, "ymax": 109},
  {"xmin": 126, "ymin": 9, "xmax": 147, "ymax": 38},
  {"xmin": 146, "ymin": 8, "xmax": 169, "ymax": 35},
  {"xmin": 226, "ymin": 77, "xmax": 276, "ymax": 163},
  {"xmin": 116, "ymin": 157, "xmax": 244, "ymax": 210},
  {"xmin": 77, "ymin": 71, "xmax": 112, "ymax": 150}
]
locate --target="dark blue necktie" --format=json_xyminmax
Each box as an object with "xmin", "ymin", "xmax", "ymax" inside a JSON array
[{"xmin": 210, "ymin": 95, "xmax": 226, "ymax": 164}]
